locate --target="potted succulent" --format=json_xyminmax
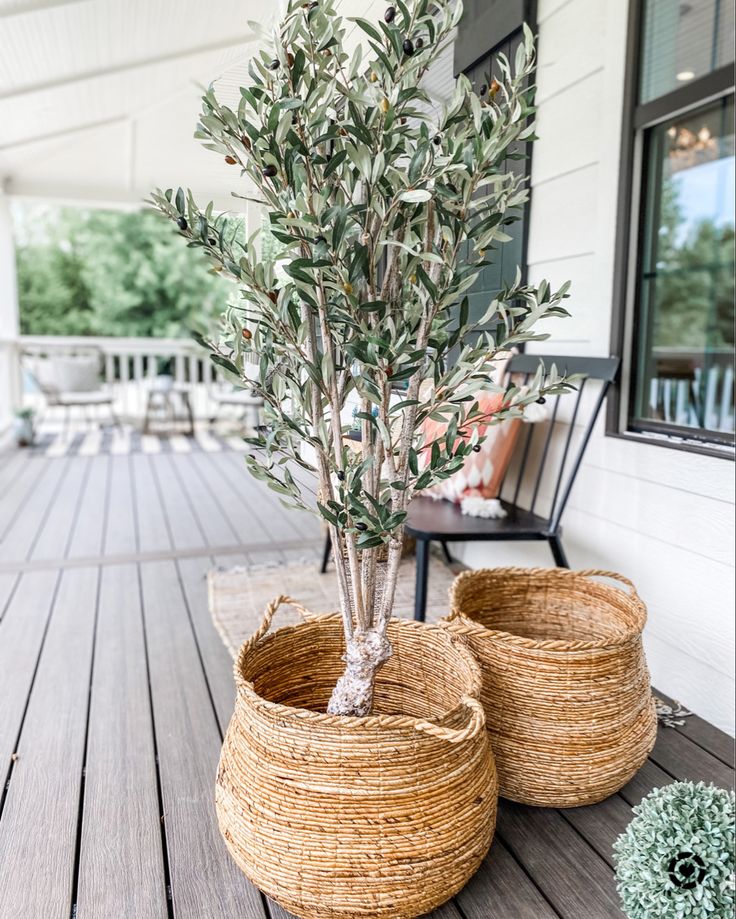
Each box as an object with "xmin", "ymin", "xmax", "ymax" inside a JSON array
[
  {"xmin": 13, "ymin": 408, "xmax": 35, "ymax": 447},
  {"xmin": 151, "ymin": 1, "xmax": 573, "ymax": 915}
]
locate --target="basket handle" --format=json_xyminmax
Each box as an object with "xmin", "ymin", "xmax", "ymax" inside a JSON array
[
  {"xmin": 412, "ymin": 695, "xmax": 486, "ymax": 744},
  {"xmin": 577, "ymin": 569, "xmax": 641, "ymax": 601},
  {"xmin": 247, "ymin": 595, "xmax": 314, "ymax": 650}
]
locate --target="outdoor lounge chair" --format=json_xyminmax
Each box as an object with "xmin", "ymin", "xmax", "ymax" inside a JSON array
[{"xmin": 24, "ymin": 348, "xmax": 118, "ymax": 429}]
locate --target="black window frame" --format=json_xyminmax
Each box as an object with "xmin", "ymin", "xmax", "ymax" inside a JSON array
[{"xmin": 608, "ymin": 0, "xmax": 736, "ymax": 459}]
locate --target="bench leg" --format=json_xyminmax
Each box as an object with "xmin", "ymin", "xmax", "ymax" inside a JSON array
[
  {"xmin": 320, "ymin": 532, "xmax": 331, "ymax": 574},
  {"xmin": 548, "ymin": 534, "xmax": 570, "ymax": 568},
  {"xmin": 414, "ymin": 539, "xmax": 430, "ymax": 622}
]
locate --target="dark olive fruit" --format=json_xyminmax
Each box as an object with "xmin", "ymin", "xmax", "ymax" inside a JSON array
[
  {"xmin": 287, "ymin": 52, "xmax": 295, "ymax": 67},
  {"xmin": 314, "ymin": 235, "xmax": 327, "ymax": 245},
  {"xmin": 416, "ymin": 37, "xmax": 424, "ymax": 48},
  {"xmin": 479, "ymin": 83, "xmax": 488, "ymax": 96},
  {"xmin": 355, "ymin": 522, "xmax": 368, "ymax": 531},
  {"xmin": 241, "ymin": 135, "xmax": 251, "ymax": 150},
  {"xmin": 208, "ymin": 237, "xmax": 216, "ymax": 245},
  {"xmin": 242, "ymin": 328, "xmax": 252, "ymax": 340},
  {"xmin": 262, "ymin": 164, "xmax": 278, "ymax": 178},
  {"xmin": 472, "ymin": 444, "xmax": 482, "ymax": 452},
  {"xmin": 176, "ymin": 216, "xmax": 188, "ymax": 231},
  {"xmin": 269, "ymin": 58, "xmax": 280, "ymax": 70},
  {"xmin": 402, "ymin": 38, "xmax": 415, "ymax": 55},
  {"xmin": 433, "ymin": 134, "xmax": 441, "ymax": 145},
  {"xmin": 384, "ymin": 5, "xmax": 396, "ymax": 22},
  {"xmin": 536, "ymin": 396, "xmax": 546, "ymax": 404},
  {"xmin": 225, "ymin": 155, "xmax": 237, "ymax": 164},
  {"xmin": 337, "ymin": 470, "xmax": 345, "ymax": 481}
]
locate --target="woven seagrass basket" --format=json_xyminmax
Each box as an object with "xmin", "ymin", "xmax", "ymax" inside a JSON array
[
  {"xmin": 446, "ymin": 568, "xmax": 657, "ymax": 808},
  {"xmin": 216, "ymin": 597, "xmax": 498, "ymax": 919}
]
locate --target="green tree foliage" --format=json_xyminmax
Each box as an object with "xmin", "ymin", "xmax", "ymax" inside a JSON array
[
  {"xmin": 651, "ymin": 180, "xmax": 735, "ymax": 352},
  {"xmin": 150, "ymin": 0, "xmax": 575, "ymax": 713},
  {"xmin": 15, "ymin": 205, "xmax": 233, "ymax": 338}
]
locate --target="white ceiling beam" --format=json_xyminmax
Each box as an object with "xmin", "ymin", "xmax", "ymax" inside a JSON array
[
  {"xmin": 0, "ymin": 0, "xmax": 92, "ymax": 19},
  {"xmin": 0, "ymin": 33, "xmax": 255, "ymax": 100},
  {"xmin": 0, "ymin": 114, "xmax": 126, "ymax": 151}
]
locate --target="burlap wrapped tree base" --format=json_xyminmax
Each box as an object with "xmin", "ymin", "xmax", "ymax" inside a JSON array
[
  {"xmin": 446, "ymin": 567, "xmax": 657, "ymax": 808},
  {"xmin": 216, "ymin": 598, "xmax": 498, "ymax": 919}
]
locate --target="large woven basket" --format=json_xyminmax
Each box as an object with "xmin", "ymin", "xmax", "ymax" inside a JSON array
[
  {"xmin": 216, "ymin": 596, "xmax": 498, "ymax": 919},
  {"xmin": 446, "ymin": 568, "xmax": 657, "ymax": 808}
]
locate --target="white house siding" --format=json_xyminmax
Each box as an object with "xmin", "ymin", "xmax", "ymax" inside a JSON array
[{"xmin": 458, "ymin": 0, "xmax": 736, "ymax": 734}]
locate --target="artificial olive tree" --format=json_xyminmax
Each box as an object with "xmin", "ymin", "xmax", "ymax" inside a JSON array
[{"xmin": 150, "ymin": 0, "xmax": 573, "ymax": 716}]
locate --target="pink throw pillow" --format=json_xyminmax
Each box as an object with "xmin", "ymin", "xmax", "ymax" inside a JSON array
[{"xmin": 418, "ymin": 392, "xmax": 521, "ymax": 503}]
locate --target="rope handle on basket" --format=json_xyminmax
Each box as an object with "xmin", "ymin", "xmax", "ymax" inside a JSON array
[
  {"xmin": 577, "ymin": 569, "xmax": 642, "ymax": 602},
  {"xmin": 247, "ymin": 595, "xmax": 315, "ymax": 650},
  {"xmin": 412, "ymin": 695, "xmax": 486, "ymax": 744}
]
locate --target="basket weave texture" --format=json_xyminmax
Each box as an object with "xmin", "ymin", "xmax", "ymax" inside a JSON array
[
  {"xmin": 446, "ymin": 567, "xmax": 657, "ymax": 808},
  {"xmin": 216, "ymin": 597, "xmax": 498, "ymax": 919}
]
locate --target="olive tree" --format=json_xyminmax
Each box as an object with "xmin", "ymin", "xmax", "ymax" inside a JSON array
[{"xmin": 150, "ymin": 0, "xmax": 573, "ymax": 716}]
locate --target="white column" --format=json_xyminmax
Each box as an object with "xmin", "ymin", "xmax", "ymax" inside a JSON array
[{"xmin": 0, "ymin": 189, "xmax": 21, "ymax": 431}]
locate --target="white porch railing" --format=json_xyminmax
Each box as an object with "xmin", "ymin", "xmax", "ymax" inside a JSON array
[{"xmin": 10, "ymin": 335, "xmax": 241, "ymax": 423}]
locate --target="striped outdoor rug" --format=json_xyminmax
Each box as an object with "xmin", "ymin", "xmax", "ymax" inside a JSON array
[{"xmin": 27, "ymin": 425, "xmax": 250, "ymax": 457}]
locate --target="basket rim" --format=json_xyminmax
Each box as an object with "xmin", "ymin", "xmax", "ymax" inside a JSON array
[
  {"xmin": 234, "ymin": 613, "xmax": 484, "ymax": 734},
  {"xmin": 448, "ymin": 566, "xmax": 647, "ymax": 652}
]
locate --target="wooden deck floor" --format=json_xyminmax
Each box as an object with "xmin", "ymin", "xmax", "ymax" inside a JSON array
[{"xmin": 0, "ymin": 447, "xmax": 733, "ymax": 919}]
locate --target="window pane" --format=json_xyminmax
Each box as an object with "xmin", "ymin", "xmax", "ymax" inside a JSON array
[
  {"xmin": 640, "ymin": 0, "xmax": 735, "ymax": 104},
  {"xmin": 633, "ymin": 96, "xmax": 735, "ymax": 441}
]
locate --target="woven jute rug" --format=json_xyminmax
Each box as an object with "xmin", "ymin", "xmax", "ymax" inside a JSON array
[{"xmin": 208, "ymin": 553, "xmax": 461, "ymax": 658}]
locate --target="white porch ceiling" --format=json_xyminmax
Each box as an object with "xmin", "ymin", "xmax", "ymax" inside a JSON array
[{"xmin": 0, "ymin": 0, "xmax": 410, "ymax": 209}]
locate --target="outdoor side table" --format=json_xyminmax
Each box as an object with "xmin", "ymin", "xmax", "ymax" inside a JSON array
[{"xmin": 143, "ymin": 383, "xmax": 194, "ymax": 435}]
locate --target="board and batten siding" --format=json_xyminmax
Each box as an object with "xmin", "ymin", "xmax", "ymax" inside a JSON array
[{"xmin": 457, "ymin": 0, "xmax": 736, "ymax": 735}]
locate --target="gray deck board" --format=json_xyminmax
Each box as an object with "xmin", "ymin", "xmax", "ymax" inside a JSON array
[
  {"xmin": 169, "ymin": 452, "xmax": 240, "ymax": 548},
  {"xmin": 131, "ymin": 453, "xmax": 172, "ymax": 554},
  {"xmin": 76, "ymin": 564, "xmax": 167, "ymax": 919},
  {"xmin": 140, "ymin": 559, "xmax": 267, "ymax": 919},
  {"xmin": 0, "ymin": 567, "xmax": 98, "ymax": 919},
  {"xmin": 497, "ymin": 801, "xmax": 624, "ymax": 918},
  {"xmin": 456, "ymin": 839, "xmax": 558, "ymax": 919},
  {"xmin": 30, "ymin": 456, "xmax": 90, "ymax": 561},
  {"xmin": 103, "ymin": 455, "xmax": 138, "ymax": 555},
  {"xmin": 0, "ymin": 457, "xmax": 69, "ymax": 562},
  {"xmin": 650, "ymin": 724, "xmax": 735, "ymax": 788},
  {"xmin": 177, "ymin": 555, "xmax": 236, "ymax": 735},
  {"xmin": 66, "ymin": 455, "xmax": 110, "ymax": 559},
  {"xmin": 0, "ymin": 446, "xmax": 733, "ymax": 919},
  {"xmin": 150, "ymin": 452, "xmax": 209, "ymax": 552},
  {"xmin": 188, "ymin": 450, "xmax": 271, "ymax": 546},
  {"xmin": 656, "ymin": 689, "xmax": 734, "ymax": 768},
  {"xmin": 0, "ymin": 571, "xmax": 18, "ymax": 624},
  {"xmin": 0, "ymin": 455, "xmax": 50, "ymax": 544},
  {"xmin": 0, "ymin": 569, "xmax": 60, "ymax": 785}
]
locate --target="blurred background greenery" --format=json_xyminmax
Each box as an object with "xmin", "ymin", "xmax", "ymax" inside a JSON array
[{"xmin": 13, "ymin": 203, "xmax": 234, "ymax": 339}]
